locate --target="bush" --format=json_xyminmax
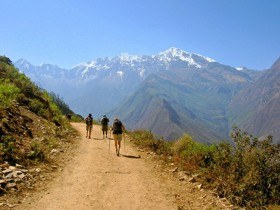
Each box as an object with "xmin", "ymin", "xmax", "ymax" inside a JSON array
[
  {"xmin": 130, "ymin": 130, "xmax": 172, "ymax": 155},
  {"xmin": 171, "ymin": 134, "xmax": 216, "ymax": 171},
  {"xmin": 0, "ymin": 80, "xmax": 20, "ymax": 108},
  {"xmin": 204, "ymin": 128, "xmax": 280, "ymax": 207},
  {"xmin": 130, "ymin": 128, "xmax": 280, "ymax": 208},
  {"xmin": 0, "ymin": 135, "xmax": 17, "ymax": 163},
  {"xmin": 28, "ymin": 140, "xmax": 45, "ymax": 161}
]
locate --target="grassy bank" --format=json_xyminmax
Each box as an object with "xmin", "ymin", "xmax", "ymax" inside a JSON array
[{"xmin": 129, "ymin": 128, "xmax": 280, "ymax": 208}]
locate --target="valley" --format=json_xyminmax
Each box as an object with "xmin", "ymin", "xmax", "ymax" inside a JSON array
[{"xmin": 15, "ymin": 48, "xmax": 279, "ymax": 144}]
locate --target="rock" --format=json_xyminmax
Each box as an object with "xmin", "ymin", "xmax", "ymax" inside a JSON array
[
  {"xmin": 5, "ymin": 172, "xmax": 14, "ymax": 179},
  {"xmin": 188, "ymin": 177, "xmax": 196, "ymax": 183},
  {"xmin": 18, "ymin": 174, "xmax": 25, "ymax": 179},
  {"xmin": 192, "ymin": 174, "xmax": 200, "ymax": 179},
  {"xmin": 187, "ymin": 174, "xmax": 201, "ymax": 183},
  {"xmin": 15, "ymin": 164, "xmax": 23, "ymax": 168},
  {"xmin": 8, "ymin": 166, "xmax": 16, "ymax": 171},
  {"xmin": 171, "ymin": 167, "xmax": 178, "ymax": 173},
  {"xmin": 0, "ymin": 179, "xmax": 6, "ymax": 184},
  {"xmin": 179, "ymin": 175, "xmax": 188, "ymax": 181},
  {"xmin": 6, "ymin": 182, "xmax": 17, "ymax": 188},
  {"xmin": 197, "ymin": 184, "xmax": 202, "ymax": 189},
  {"xmin": 50, "ymin": 149, "xmax": 59, "ymax": 155},
  {"xmin": 2, "ymin": 169, "xmax": 13, "ymax": 174},
  {"xmin": 35, "ymin": 168, "xmax": 41, "ymax": 173}
]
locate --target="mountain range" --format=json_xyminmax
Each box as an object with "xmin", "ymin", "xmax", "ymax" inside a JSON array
[{"xmin": 14, "ymin": 47, "xmax": 280, "ymax": 144}]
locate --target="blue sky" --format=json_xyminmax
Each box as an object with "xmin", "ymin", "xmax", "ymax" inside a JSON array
[{"xmin": 0, "ymin": 0, "xmax": 279, "ymax": 70}]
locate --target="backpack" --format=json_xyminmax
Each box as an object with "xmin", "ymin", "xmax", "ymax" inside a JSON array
[
  {"xmin": 101, "ymin": 117, "xmax": 109, "ymax": 125},
  {"xmin": 113, "ymin": 120, "xmax": 123, "ymax": 134},
  {"xmin": 86, "ymin": 116, "xmax": 93, "ymax": 125}
]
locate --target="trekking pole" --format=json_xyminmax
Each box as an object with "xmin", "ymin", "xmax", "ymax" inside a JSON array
[
  {"xmin": 123, "ymin": 132, "xmax": 126, "ymax": 152},
  {"xmin": 108, "ymin": 136, "xmax": 110, "ymax": 153}
]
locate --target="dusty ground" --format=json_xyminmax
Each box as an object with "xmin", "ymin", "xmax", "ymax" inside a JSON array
[{"xmin": 10, "ymin": 123, "xmax": 234, "ymax": 210}]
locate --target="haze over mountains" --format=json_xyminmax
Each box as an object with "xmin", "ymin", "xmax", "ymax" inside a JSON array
[{"xmin": 14, "ymin": 47, "xmax": 280, "ymax": 144}]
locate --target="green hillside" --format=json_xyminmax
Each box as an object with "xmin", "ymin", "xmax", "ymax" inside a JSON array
[{"xmin": 0, "ymin": 56, "xmax": 78, "ymax": 194}]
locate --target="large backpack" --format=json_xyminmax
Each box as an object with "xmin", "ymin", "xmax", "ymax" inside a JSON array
[
  {"xmin": 86, "ymin": 116, "xmax": 93, "ymax": 125},
  {"xmin": 113, "ymin": 120, "xmax": 123, "ymax": 134},
  {"xmin": 101, "ymin": 117, "xmax": 109, "ymax": 125}
]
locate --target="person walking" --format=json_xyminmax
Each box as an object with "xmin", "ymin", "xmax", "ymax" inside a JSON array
[
  {"xmin": 101, "ymin": 115, "xmax": 110, "ymax": 138},
  {"xmin": 85, "ymin": 113, "xmax": 93, "ymax": 139},
  {"xmin": 112, "ymin": 117, "xmax": 125, "ymax": 156}
]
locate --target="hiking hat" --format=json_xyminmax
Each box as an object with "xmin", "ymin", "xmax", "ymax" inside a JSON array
[
  {"xmin": 103, "ymin": 114, "xmax": 106, "ymax": 117},
  {"xmin": 89, "ymin": 113, "xmax": 92, "ymax": 117}
]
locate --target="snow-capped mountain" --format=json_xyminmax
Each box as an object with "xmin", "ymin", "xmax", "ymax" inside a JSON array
[
  {"xmin": 14, "ymin": 47, "xmax": 265, "ymax": 143},
  {"xmin": 153, "ymin": 47, "xmax": 215, "ymax": 68},
  {"xmin": 68, "ymin": 47, "xmax": 217, "ymax": 81}
]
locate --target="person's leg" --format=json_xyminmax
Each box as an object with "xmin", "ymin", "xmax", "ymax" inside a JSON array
[
  {"xmin": 117, "ymin": 134, "xmax": 122, "ymax": 155},
  {"xmin": 89, "ymin": 126, "xmax": 92, "ymax": 139},
  {"xmin": 86, "ymin": 125, "xmax": 89, "ymax": 138},
  {"xmin": 118, "ymin": 140, "xmax": 121, "ymax": 155},
  {"xmin": 113, "ymin": 134, "xmax": 118, "ymax": 155}
]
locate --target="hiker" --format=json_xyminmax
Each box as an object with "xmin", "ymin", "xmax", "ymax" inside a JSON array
[
  {"xmin": 85, "ymin": 113, "xmax": 93, "ymax": 139},
  {"xmin": 112, "ymin": 117, "xmax": 125, "ymax": 156},
  {"xmin": 100, "ymin": 114, "xmax": 109, "ymax": 138}
]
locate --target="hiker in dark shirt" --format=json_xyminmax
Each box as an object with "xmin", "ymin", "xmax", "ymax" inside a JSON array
[
  {"xmin": 112, "ymin": 117, "xmax": 125, "ymax": 156},
  {"xmin": 85, "ymin": 113, "xmax": 93, "ymax": 139},
  {"xmin": 101, "ymin": 115, "xmax": 110, "ymax": 139}
]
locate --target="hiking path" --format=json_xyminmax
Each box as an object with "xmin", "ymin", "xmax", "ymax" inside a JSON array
[{"xmin": 14, "ymin": 123, "xmax": 232, "ymax": 210}]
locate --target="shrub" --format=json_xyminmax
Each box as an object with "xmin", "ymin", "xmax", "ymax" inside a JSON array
[
  {"xmin": 0, "ymin": 80, "xmax": 20, "ymax": 108},
  {"xmin": 130, "ymin": 130, "xmax": 172, "ymax": 155},
  {"xmin": 204, "ymin": 128, "xmax": 280, "ymax": 207},
  {"xmin": 172, "ymin": 134, "xmax": 216, "ymax": 171},
  {"xmin": 0, "ymin": 135, "xmax": 17, "ymax": 163},
  {"xmin": 28, "ymin": 140, "xmax": 45, "ymax": 161}
]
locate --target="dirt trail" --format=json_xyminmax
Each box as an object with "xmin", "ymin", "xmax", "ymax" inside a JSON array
[
  {"xmin": 15, "ymin": 123, "xmax": 177, "ymax": 209},
  {"xmin": 14, "ymin": 123, "xmax": 232, "ymax": 210}
]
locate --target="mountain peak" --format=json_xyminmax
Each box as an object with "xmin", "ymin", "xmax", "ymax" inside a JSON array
[
  {"xmin": 155, "ymin": 47, "xmax": 215, "ymax": 68},
  {"xmin": 271, "ymin": 57, "xmax": 280, "ymax": 70},
  {"xmin": 158, "ymin": 47, "xmax": 189, "ymax": 57},
  {"xmin": 14, "ymin": 58, "xmax": 32, "ymax": 69}
]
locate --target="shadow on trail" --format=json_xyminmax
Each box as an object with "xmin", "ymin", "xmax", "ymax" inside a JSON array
[
  {"xmin": 121, "ymin": 154, "xmax": 141, "ymax": 159},
  {"xmin": 91, "ymin": 137, "xmax": 105, "ymax": 141}
]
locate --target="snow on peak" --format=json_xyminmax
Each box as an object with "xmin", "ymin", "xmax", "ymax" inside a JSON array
[
  {"xmin": 236, "ymin": 67, "xmax": 245, "ymax": 71},
  {"xmin": 192, "ymin": 53, "xmax": 215, "ymax": 63},
  {"xmin": 16, "ymin": 58, "xmax": 32, "ymax": 68},
  {"xmin": 154, "ymin": 47, "xmax": 215, "ymax": 68},
  {"xmin": 139, "ymin": 68, "xmax": 146, "ymax": 77},
  {"xmin": 117, "ymin": 70, "xmax": 124, "ymax": 79},
  {"xmin": 158, "ymin": 47, "xmax": 188, "ymax": 57},
  {"xmin": 155, "ymin": 47, "xmax": 201, "ymax": 68},
  {"xmin": 118, "ymin": 53, "xmax": 142, "ymax": 64}
]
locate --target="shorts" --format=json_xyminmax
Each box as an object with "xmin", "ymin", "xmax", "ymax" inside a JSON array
[
  {"xmin": 102, "ymin": 125, "xmax": 108, "ymax": 131},
  {"xmin": 113, "ymin": 134, "xmax": 122, "ymax": 141},
  {"xmin": 86, "ymin": 124, "xmax": 93, "ymax": 131}
]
